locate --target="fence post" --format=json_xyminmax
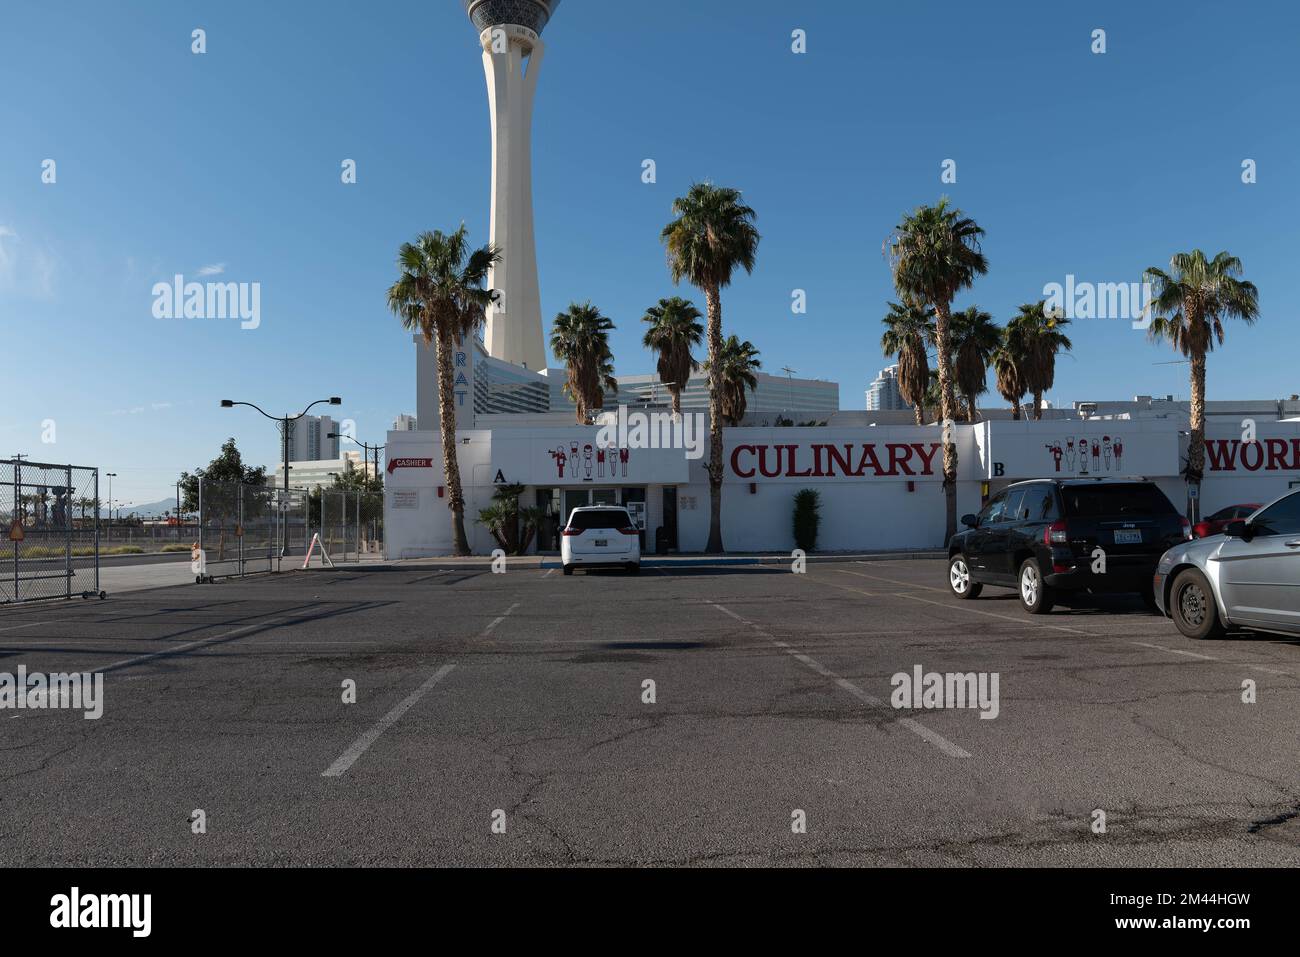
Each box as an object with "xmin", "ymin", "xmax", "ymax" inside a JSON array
[{"xmin": 64, "ymin": 466, "xmax": 73, "ymax": 599}]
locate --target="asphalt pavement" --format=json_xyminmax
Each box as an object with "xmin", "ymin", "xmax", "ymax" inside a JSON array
[{"xmin": 1, "ymin": 559, "xmax": 1297, "ymax": 866}]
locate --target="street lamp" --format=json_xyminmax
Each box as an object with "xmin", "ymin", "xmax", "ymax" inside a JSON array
[
  {"xmin": 327, "ymin": 432, "xmax": 386, "ymax": 482},
  {"xmin": 220, "ymin": 396, "xmax": 342, "ymax": 555}
]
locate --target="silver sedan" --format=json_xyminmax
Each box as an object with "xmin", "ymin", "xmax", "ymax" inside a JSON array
[{"xmin": 1154, "ymin": 488, "xmax": 1300, "ymax": 639}]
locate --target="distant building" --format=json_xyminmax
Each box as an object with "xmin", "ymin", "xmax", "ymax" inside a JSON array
[
  {"xmin": 284, "ymin": 415, "xmax": 339, "ymax": 462},
  {"xmin": 392, "ymin": 414, "xmax": 418, "ymax": 432},
  {"xmin": 271, "ymin": 451, "xmax": 364, "ymax": 490},
  {"xmin": 865, "ymin": 365, "xmax": 908, "ymax": 412},
  {"xmin": 600, "ymin": 370, "xmax": 839, "ymax": 425}
]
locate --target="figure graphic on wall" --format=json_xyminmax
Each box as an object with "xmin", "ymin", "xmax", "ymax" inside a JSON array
[
  {"xmin": 1065, "ymin": 438, "xmax": 1076, "ymax": 472},
  {"xmin": 620, "ymin": 447, "xmax": 630, "ymax": 478},
  {"xmin": 1113, "ymin": 437, "xmax": 1124, "ymax": 471},
  {"xmin": 1078, "ymin": 435, "xmax": 1090, "ymax": 474},
  {"xmin": 1102, "ymin": 436, "xmax": 1113, "ymax": 471},
  {"xmin": 569, "ymin": 441, "xmax": 580, "ymax": 478},
  {"xmin": 1045, "ymin": 441, "xmax": 1063, "ymax": 472},
  {"xmin": 1091, "ymin": 439, "xmax": 1101, "ymax": 472},
  {"xmin": 583, "ymin": 444, "xmax": 593, "ymax": 481},
  {"xmin": 551, "ymin": 446, "xmax": 567, "ymax": 480},
  {"xmin": 596, "ymin": 445, "xmax": 606, "ymax": 478}
]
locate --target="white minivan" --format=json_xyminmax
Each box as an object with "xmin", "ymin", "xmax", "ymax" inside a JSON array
[{"xmin": 561, "ymin": 506, "xmax": 641, "ymax": 575}]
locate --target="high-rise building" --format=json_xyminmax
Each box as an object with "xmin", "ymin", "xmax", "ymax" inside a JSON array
[
  {"xmin": 392, "ymin": 414, "xmax": 418, "ymax": 432},
  {"xmin": 283, "ymin": 415, "xmax": 339, "ymax": 462},
  {"xmin": 866, "ymin": 365, "xmax": 908, "ymax": 412},
  {"xmin": 465, "ymin": 0, "xmax": 560, "ymax": 373}
]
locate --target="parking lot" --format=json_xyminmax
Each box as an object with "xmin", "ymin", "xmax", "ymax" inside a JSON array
[{"xmin": 1, "ymin": 559, "xmax": 1297, "ymax": 866}]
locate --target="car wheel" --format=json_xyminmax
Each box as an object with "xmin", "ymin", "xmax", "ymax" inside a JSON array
[
  {"xmin": 948, "ymin": 555, "xmax": 982, "ymax": 599},
  {"xmin": 562, "ymin": 565, "xmax": 574, "ymax": 576},
  {"xmin": 1169, "ymin": 568, "xmax": 1225, "ymax": 639},
  {"xmin": 1018, "ymin": 559, "xmax": 1055, "ymax": 614}
]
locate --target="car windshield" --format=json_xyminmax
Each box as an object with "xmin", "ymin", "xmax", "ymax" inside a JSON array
[
  {"xmin": 567, "ymin": 510, "xmax": 630, "ymax": 531},
  {"xmin": 1060, "ymin": 484, "xmax": 1176, "ymax": 517}
]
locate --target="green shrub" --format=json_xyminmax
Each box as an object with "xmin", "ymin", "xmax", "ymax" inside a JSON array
[{"xmin": 792, "ymin": 488, "xmax": 821, "ymax": 552}]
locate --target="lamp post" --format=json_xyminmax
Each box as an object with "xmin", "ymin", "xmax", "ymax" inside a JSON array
[{"xmin": 220, "ymin": 397, "xmax": 342, "ymax": 556}]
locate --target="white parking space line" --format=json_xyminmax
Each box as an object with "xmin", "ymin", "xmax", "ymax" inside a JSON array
[
  {"xmin": 1129, "ymin": 640, "xmax": 1217, "ymax": 661},
  {"xmin": 892, "ymin": 591, "xmax": 1098, "ymax": 636},
  {"xmin": 710, "ymin": 602, "xmax": 971, "ymax": 759},
  {"xmin": 480, "ymin": 603, "xmax": 520, "ymax": 638},
  {"xmin": 845, "ymin": 566, "xmax": 948, "ymax": 593},
  {"xmin": 542, "ymin": 569, "xmax": 555, "ymax": 579},
  {"xmin": 322, "ymin": 663, "xmax": 456, "ymax": 778}
]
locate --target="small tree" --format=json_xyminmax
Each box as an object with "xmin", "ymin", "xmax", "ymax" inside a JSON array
[
  {"xmin": 792, "ymin": 488, "xmax": 821, "ymax": 552},
  {"xmin": 178, "ymin": 438, "xmax": 268, "ymax": 560},
  {"xmin": 476, "ymin": 484, "xmax": 543, "ymax": 555}
]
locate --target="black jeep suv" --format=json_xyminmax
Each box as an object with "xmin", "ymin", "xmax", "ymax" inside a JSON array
[{"xmin": 946, "ymin": 478, "xmax": 1191, "ymax": 614}]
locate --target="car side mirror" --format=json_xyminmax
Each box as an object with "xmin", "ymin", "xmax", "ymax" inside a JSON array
[
  {"xmin": 961, "ymin": 513, "xmax": 979, "ymax": 529},
  {"xmin": 1224, "ymin": 520, "xmax": 1251, "ymax": 541}
]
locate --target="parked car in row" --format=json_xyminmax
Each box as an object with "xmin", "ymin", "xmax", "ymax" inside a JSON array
[
  {"xmin": 947, "ymin": 478, "xmax": 1191, "ymax": 614},
  {"xmin": 561, "ymin": 506, "xmax": 641, "ymax": 575},
  {"xmin": 1155, "ymin": 489, "xmax": 1300, "ymax": 639},
  {"xmin": 1192, "ymin": 502, "xmax": 1261, "ymax": 539}
]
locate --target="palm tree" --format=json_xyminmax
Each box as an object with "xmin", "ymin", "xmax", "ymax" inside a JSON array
[
  {"xmin": 706, "ymin": 335, "xmax": 762, "ymax": 426},
  {"xmin": 550, "ymin": 302, "xmax": 618, "ymax": 424},
  {"xmin": 1007, "ymin": 301, "xmax": 1073, "ymax": 420},
  {"xmin": 880, "ymin": 300, "xmax": 935, "ymax": 425},
  {"xmin": 992, "ymin": 326, "xmax": 1028, "ymax": 420},
  {"xmin": 387, "ymin": 226, "xmax": 499, "ymax": 556},
  {"xmin": 642, "ymin": 297, "xmax": 704, "ymax": 415},
  {"xmin": 886, "ymin": 199, "xmax": 988, "ymax": 540},
  {"xmin": 1143, "ymin": 250, "xmax": 1259, "ymax": 508},
  {"xmin": 662, "ymin": 182, "xmax": 761, "ymax": 554},
  {"xmin": 949, "ymin": 306, "xmax": 999, "ymax": 422}
]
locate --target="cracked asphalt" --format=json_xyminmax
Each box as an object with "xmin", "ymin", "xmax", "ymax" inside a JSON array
[{"xmin": 1, "ymin": 559, "xmax": 1298, "ymax": 866}]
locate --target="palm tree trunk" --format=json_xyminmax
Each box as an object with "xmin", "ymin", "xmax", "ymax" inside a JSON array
[
  {"xmin": 1032, "ymin": 389, "xmax": 1043, "ymax": 421},
  {"xmin": 434, "ymin": 326, "xmax": 471, "ymax": 555},
  {"xmin": 965, "ymin": 392, "xmax": 977, "ymax": 423},
  {"xmin": 1187, "ymin": 351, "xmax": 1207, "ymax": 520},
  {"xmin": 913, "ymin": 405, "xmax": 924, "ymax": 426},
  {"xmin": 704, "ymin": 284, "xmax": 724, "ymax": 554},
  {"xmin": 931, "ymin": 302, "xmax": 959, "ymax": 543},
  {"xmin": 672, "ymin": 388, "xmax": 681, "ymax": 416}
]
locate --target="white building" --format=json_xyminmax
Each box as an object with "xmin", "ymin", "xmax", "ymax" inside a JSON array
[
  {"xmin": 284, "ymin": 415, "xmax": 340, "ymax": 462},
  {"xmin": 865, "ymin": 365, "xmax": 909, "ymax": 412},
  {"xmin": 599, "ymin": 370, "xmax": 839, "ymax": 425},
  {"xmin": 392, "ymin": 414, "xmax": 418, "ymax": 432},
  {"xmin": 273, "ymin": 451, "xmax": 363, "ymax": 490}
]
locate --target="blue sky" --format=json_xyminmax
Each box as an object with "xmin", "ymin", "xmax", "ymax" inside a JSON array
[{"xmin": 2, "ymin": 0, "xmax": 1296, "ymax": 505}]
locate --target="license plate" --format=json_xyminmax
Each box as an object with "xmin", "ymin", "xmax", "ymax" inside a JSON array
[
  {"xmin": 1113, "ymin": 529, "xmax": 1143, "ymax": 544},
  {"xmin": 593, "ymin": 539, "xmax": 607, "ymax": 547}
]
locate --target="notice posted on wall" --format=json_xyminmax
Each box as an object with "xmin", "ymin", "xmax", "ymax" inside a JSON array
[{"xmin": 392, "ymin": 490, "xmax": 419, "ymax": 509}]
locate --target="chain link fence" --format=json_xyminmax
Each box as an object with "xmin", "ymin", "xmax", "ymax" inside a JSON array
[{"xmin": 0, "ymin": 458, "xmax": 101, "ymax": 604}]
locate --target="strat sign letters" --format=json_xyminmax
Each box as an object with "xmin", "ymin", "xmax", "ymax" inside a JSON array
[{"xmin": 729, "ymin": 442, "xmax": 940, "ymax": 479}]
